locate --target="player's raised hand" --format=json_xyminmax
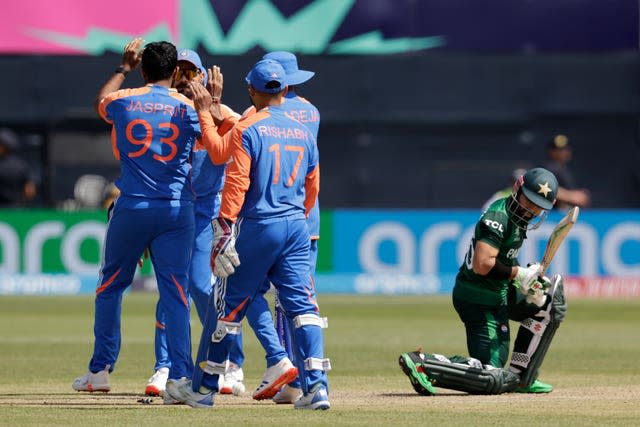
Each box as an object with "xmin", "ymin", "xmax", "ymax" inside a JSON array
[
  {"xmin": 188, "ymin": 81, "xmax": 212, "ymax": 112},
  {"xmin": 206, "ymin": 66, "xmax": 223, "ymax": 101},
  {"xmin": 122, "ymin": 38, "xmax": 144, "ymax": 73}
]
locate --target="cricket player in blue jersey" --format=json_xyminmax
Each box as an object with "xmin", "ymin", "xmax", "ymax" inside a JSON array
[
  {"xmin": 72, "ymin": 39, "xmax": 200, "ymax": 393},
  {"xmin": 166, "ymin": 59, "xmax": 330, "ymax": 410},
  {"xmin": 145, "ymin": 49, "xmax": 242, "ymax": 397},
  {"xmin": 230, "ymin": 51, "xmax": 322, "ymax": 404}
]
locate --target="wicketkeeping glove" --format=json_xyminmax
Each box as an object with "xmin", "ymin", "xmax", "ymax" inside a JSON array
[{"xmin": 210, "ymin": 218, "xmax": 240, "ymax": 278}]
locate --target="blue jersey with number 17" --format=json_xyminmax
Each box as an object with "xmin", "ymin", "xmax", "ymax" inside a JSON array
[
  {"xmin": 220, "ymin": 104, "xmax": 319, "ymax": 221},
  {"xmin": 98, "ymin": 84, "xmax": 201, "ymax": 202}
]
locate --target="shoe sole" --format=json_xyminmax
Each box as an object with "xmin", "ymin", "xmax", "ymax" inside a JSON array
[
  {"xmin": 185, "ymin": 399, "xmax": 214, "ymax": 408},
  {"xmin": 252, "ymin": 367, "xmax": 299, "ymax": 400},
  {"xmin": 74, "ymin": 385, "xmax": 110, "ymax": 393},
  {"xmin": 165, "ymin": 387, "xmax": 213, "ymax": 408},
  {"xmin": 514, "ymin": 386, "xmax": 553, "ymax": 393},
  {"xmin": 398, "ymin": 354, "xmax": 436, "ymax": 396},
  {"xmin": 145, "ymin": 384, "xmax": 163, "ymax": 396},
  {"xmin": 295, "ymin": 401, "xmax": 331, "ymax": 410}
]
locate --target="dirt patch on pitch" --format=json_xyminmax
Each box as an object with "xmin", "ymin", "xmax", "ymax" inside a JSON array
[
  {"xmin": 1, "ymin": 385, "xmax": 638, "ymax": 411},
  {"xmin": 331, "ymin": 385, "xmax": 640, "ymax": 415}
]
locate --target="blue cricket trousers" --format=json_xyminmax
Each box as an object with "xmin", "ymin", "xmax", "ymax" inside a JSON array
[{"xmin": 89, "ymin": 197, "xmax": 194, "ymax": 380}]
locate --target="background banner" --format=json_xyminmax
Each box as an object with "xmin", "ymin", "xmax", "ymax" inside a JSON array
[
  {"xmin": 1, "ymin": 0, "xmax": 635, "ymax": 55},
  {"xmin": 1, "ymin": 209, "xmax": 638, "ymax": 295}
]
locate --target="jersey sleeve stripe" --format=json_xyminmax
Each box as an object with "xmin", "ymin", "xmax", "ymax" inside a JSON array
[
  {"xmin": 304, "ymin": 164, "xmax": 320, "ymax": 217},
  {"xmin": 219, "ymin": 127, "xmax": 252, "ymax": 221}
]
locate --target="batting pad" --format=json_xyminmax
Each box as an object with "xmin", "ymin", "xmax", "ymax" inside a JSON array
[
  {"xmin": 420, "ymin": 356, "xmax": 520, "ymax": 395},
  {"xmin": 509, "ymin": 274, "xmax": 566, "ymax": 386}
]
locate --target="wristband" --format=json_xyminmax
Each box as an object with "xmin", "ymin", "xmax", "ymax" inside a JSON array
[
  {"xmin": 486, "ymin": 259, "xmax": 512, "ymax": 280},
  {"xmin": 114, "ymin": 65, "xmax": 129, "ymax": 76}
]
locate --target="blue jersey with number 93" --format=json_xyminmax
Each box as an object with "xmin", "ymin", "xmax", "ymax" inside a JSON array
[{"xmin": 98, "ymin": 84, "xmax": 201, "ymax": 202}]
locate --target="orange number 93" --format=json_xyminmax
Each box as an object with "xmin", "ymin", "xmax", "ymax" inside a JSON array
[{"xmin": 125, "ymin": 119, "xmax": 179, "ymax": 162}]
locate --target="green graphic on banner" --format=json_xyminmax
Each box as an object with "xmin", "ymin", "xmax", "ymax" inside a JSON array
[
  {"xmin": 0, "ymin": 210, "xmax": 151, "ymax": 275},
  {"xmin": 27, "ymin": 0, "xmax": 443, "ymax": 55},
  {"xmin": 316, "ymin": 210, "xmax": 332, "ymax": 272},
  {"xmin": 0, "ymin": 209, "xmax": 329, "ymax": 275}
]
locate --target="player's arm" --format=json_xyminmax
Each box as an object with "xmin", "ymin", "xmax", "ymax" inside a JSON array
[
  {"xmin": 189, "ymin": 81, "xmax": 234, "ymax": 164},
  {"xmin": 304, "ymin": 142, "xmax": 320, "ymax": 216},
  {"xmin": 472, "ymin": 215, "xmax": 542, "ymax": 292},
  {"xmin": 304, "ymin": 165, "xmax": 319, "ymax": 217},
  {"xmin": 94, "ymin": 38, "xmax": 143, "ymax": 114},
  {"xmin": 218, "ymin": 128, "xmax": 251, "ymax": 222},
  {"xmin": 216, "ymin": 105, "xmax": 240, "ymax": 136},
  {"xmin": 209, "ymin": 127, "xmax": 250, "ymax": 278},
  {"xmin": 557, "ymin": 186, "xmax": 590, "ymax": 207},
  {"xmin": 473, "ymin": 240, "xmax": 516, "ymax": 279},
  {"xmin": 472, "ymin": 214, "xmax": 528, "ymax": 281},
  {"xmin": 475, "ymin": 240, "xmax": 541, "ymax": 289}
]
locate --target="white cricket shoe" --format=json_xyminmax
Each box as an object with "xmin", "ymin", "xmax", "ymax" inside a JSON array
[
  {"xmin": 272, "ymin": 384, "xmax": 303, "ymax": 404},
  {"xmin": 294, "ymin": 384, "xmax": 330, "ymax": 410},
  {"xmin": 165, "ymin": 377, "xmax": 214, "ymax": 408},
  {"xmin": 252, "ymin": 357, "xmax": 298, "ymax": 400},
  {"xmin": 145, "ymin": 367, "xmax": 169, "ymax": 396},
  {"xmin": 72, "ymin": 365, "xmax": 111, "ymax": 392},
  {"xmin": 219, "ymin": 363, "xmax": 244, "ymax": 395}
]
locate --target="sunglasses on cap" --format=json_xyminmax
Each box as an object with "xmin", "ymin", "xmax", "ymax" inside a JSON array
[{"xmin": 175, "ymin": 68, "xmax": 200, "ymax": 81}]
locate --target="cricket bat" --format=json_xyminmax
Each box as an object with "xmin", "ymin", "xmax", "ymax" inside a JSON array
[{"xmin": 540, "ymin": 206, "xmax": 580, "ymax": 276}]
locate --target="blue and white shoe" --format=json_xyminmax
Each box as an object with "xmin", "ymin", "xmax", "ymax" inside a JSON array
[
  {"xmin": 165, "ymin": 377, "xmax": 214, "ymax": 408},
  {"xmin": 294, "ymin": 385, "xmax": 330, "ymax": 410}
]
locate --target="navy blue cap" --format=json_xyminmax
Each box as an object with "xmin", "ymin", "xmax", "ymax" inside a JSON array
[
  {"xmin": 263, "ymin": 51, "xmax": 314, "ymax": 86},
  {"xmin": 245, "ymin": 59, "xmax": 287, "ymax": 94}
]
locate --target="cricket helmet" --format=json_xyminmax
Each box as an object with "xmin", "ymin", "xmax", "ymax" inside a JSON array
[
  {"xmin": 520, "ymin": 167, "xmax": 558, "ymax": 210},
  {"xmin": 507, "ymin": 167, "xmax": 558, "ymax": 230}
]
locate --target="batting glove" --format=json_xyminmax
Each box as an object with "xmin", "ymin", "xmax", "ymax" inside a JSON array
[
  {"xmin": 210, "ymin": 218, "xmax": 240, "ymax": 278},
  {"xmin": 514, "ymin": 263, "xmax": 543, "ymax": 296},
  {"xmin": 526, "ymin": 275, "xmax": 551, "ymax": 307}
]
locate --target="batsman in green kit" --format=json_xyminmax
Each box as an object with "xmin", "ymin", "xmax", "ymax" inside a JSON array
[{"xmin": 399, "ymin": 167, "xmax": 568, "ymax": 395}]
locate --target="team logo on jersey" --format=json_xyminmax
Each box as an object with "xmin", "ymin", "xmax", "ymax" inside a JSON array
[{"xmin": 538, "ymin": 182, "xmax": 552, "ymax": 197}]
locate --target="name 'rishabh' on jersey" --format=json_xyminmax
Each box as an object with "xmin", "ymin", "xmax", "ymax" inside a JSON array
[
  {"xmin": 98, "ymin": 84, "xmax": 201, "ymax": 202},
  {"xmin": 220, "ymin": 104, "xmax": 319, "ymax": 221}
]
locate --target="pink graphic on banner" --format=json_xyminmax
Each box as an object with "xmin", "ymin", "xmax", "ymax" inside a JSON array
[{"xmin": 0, "ymin": 0, "xmax": 178, "ymax": 54}]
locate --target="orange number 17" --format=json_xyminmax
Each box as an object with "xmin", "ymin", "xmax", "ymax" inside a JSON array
[{"xmin": 268, "ymin": 144, "xmax": 304, "ymax": 187}]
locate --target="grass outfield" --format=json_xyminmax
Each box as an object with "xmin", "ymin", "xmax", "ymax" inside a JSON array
[{"xmin": 0, "ymin": 293, "xmax": 639, "ymax": 426}]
